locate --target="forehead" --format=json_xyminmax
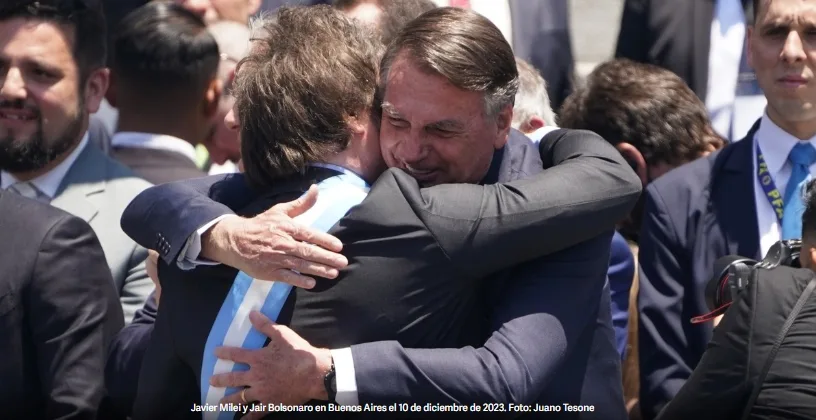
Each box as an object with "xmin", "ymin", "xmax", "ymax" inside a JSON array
[
  {"xmin": 0, "ymin": 18, "xmax": 75, "ymax": 63},
  {"xmin": 383, "ymin": 53, "xmax": 484, "ymax": 118},
  {"xmin": 758, "ymin": 0, "xmax": 816, "ymax": 24}
]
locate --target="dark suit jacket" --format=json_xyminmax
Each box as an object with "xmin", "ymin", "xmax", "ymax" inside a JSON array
[
  {"xmin": 0, "ymin": 190, "xmax": 124, "ymax": 420},
  {"xmin": 510, "ymin": 0, "xmax": 574, "ymax": 110},
  {"xmin": 350, "ymin": 134, "xmax": 627, "ymax": 420},
  {"xmin": 615, "ymin": 0, "xmax": 754, "ymax": 102},
  {"xmin": 656, "ymin": 266, "xmax": 816, "ymax": 420},
  {"xmin": 111, "ymin": 146, "xmax": 206, "ymax": 185},
  {"xmin": 637, "ymin": 122, "xmax": 761, "ymax": 419},
  {"xmin": 118, "ymin": 129, "xmax": 640, "ymax": 418}
]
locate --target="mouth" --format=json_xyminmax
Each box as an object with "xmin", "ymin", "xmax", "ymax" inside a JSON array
[
  {"xmin": 778, "ymin": 75, "xmax": 809, "ymax": 87},
  {"xmin": 403, "ymin": 164, "xmax": 438, "ymax": 181},
  {"xmin": 0, "ymin": 109, "xmax": 36, "ymax": 122}
]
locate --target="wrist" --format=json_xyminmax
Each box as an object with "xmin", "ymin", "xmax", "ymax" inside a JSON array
[
  {"xmin": 312, "ymin": 348, "xmax": 333, "ymax": 401},
  {"xmin": 201, "ymin": 218, "xmax": 233, "ymax": 264}
]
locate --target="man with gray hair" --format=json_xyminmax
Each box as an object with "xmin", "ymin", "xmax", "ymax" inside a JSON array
[
  {"xmin": 123, "ymin": 6, "xmax": 631, "ymax": 419},
  {"xmin": 513, "ymin": 57, "xmax": 557, "ymax": 135},
  {"xmin": 202, "ymin": 20, "xmax": 251, "ymax": 173}
]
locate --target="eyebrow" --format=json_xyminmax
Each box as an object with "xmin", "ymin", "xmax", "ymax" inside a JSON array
[
  {"xmin": 0, "ymin": 56, "xmax": 60, "ymax": 72},
  {"xmin": 426, "ymin": 119, "xmax": 465, "ymax": 132},
  {"xmin": 380, "ymin": 101, "xmax": 403, "ymax": 119}
]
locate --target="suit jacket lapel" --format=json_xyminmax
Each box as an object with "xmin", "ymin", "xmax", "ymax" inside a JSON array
[
  {"xmin": 692, "ymin": 0, "xmax": 716, "ymax": 101},
  {"xmin": 710, "ymin": 120, "xmax": 762, "ymax": 259},
  {"xmin": 50, "ymin": 144, "xmax": 105, "ymax": 223}
]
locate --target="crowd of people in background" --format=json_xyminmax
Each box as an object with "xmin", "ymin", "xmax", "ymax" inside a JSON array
[{"xmin": 4, "ymin": 0, "xmax": 816, "ymax": 419}]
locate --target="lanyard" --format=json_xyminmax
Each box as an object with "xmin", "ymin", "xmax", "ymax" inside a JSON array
[{"xmin": 756, "ymin": 141, "xmax": 785, "ymax": 224}]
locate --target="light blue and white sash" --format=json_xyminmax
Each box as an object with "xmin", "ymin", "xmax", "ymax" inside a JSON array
[{"xmin": 200, "ymin": 164, "xmax": 369, "ymax": 420}]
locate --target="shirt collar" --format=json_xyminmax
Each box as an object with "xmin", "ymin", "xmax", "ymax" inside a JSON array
[
  {"xmin": 756, "ymin": 112, "xmax": 816, "ymax": 176},
  {"xmin": 1, "ymin": 131, "xmax": 89, "ymax": 198},
  {"xmin": 309, "ymin": 163, "xmax": 370, "ymax": 189},
  {"xmin": 111, "ymin": 131, "xmax": 198, "ymax": 165},
  {"xmin": 526, "ymin": 125, "xmax": 560, "ymax": 145}
]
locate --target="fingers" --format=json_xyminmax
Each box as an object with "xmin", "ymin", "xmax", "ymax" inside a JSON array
[
  {"xmin": 210, "ymin": 370, "xmax": 251, "ymax": 388},
  {"xmin": 146, "ymin": 250, "xmax": 160, "ymax": 287},
  {"xmin": 288, "ymin": 241, "xmax": 347, "ymax": 274},
  {"xmin": 260, "ymin": 268, "xmax": 317, "ymax": 289},
  {"xmin": 219, "ymin": 389, "xmax": 244, "ymax": 405},
  {"xmin": 249, "ymin": 311, "xmax": 279, "ymax": 338},
  {"xmin": 272, "ymin": 185, "xmax": 319, "ymax": 218},
  {"xmin": 215, "ymin": 346, "xmax": 254, "ymax": 364},
  {"xmin": 290, "ymin": 223, "xmax": 344, "ymax": 253}
]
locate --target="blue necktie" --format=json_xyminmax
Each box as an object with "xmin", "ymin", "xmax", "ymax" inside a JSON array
[{"xmin": 781, "ymin": 143, "xmax": 816, "ymax": 239}]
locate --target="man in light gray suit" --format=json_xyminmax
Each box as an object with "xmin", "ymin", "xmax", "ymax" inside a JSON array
[{"xmin": 0, "ymin": 0, "xmax": 153, "ymax": 323}]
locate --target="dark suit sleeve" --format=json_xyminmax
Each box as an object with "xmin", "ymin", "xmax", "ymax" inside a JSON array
[
  {"xmin": 407, "ymin": 129, "xmax": 641, "ymax": 279},
  {"xmin": 352, "ymin": 233, "xmax": 613, "ymax": 407},
  {"xmin": 615, "ymin": 0, "xmax": 650, "ymax": 62},
  {"xmin": 120, "ymin": 173, "xmax": 255, "ymax": 265},
  {"xmin": 637, "ymin": 185, "xmax": 693, "ymax": 419},
  {"xmin": 29, "ymin": 215, "xmax": 123, "ymax": 420},
  {"xmin": 106, "ymin": 294, "xmax": 159, "ymax": 417},
  {"xmin": 655, "ymin": 275, "xmax": 754, "ymax": 420},
  {"xmin": 132, "ymin": 271, "xmax": 194, "ymax": 420}
]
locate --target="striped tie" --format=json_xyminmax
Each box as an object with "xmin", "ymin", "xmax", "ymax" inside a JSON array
[{"xmin": 200, "ymin": 171, "xmax": 369, "ymax": 420}]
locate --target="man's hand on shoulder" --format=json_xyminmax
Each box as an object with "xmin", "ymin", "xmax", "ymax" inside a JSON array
[{"xmin": 201, "ymin": 185, "xmax": 349, "ymax": 289}]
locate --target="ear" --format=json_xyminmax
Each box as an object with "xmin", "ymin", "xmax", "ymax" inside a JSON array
[
  {"xmin": 802, "ymin": 245, "xmax": 816, "ymax": 271},
  {"xmin": 615, "ymin": 142, "xmax": 649, "ymax": 186},
  {"xmin": 105, "ymin": 71, "xmax": 117, "ymax": 108},
  {"xmin": 202, "ymin": 78, "xmax": 222, "ymax": 119},
  {"xmin": 493, "ymin": 104, "xmax": 514, "ymax": 149},
  {"xmin": 247, "ymin": 0, "xmax": 262, "ymax": 16},
  {"xmin": 84, "ymin": 67, "xmax": 110, "ymax": 114},
  {"xmin": 520, "ymin": 115, "xmax": 546, "ymax": 134}
]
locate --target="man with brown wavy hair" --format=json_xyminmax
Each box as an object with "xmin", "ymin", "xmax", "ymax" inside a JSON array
[
  {"xmin": 560, "ymin": 58, "xmax": 726, "ymax": 419},
  {"xmin": 124, "ymin": 6, "xmax": 638, "ymax": 420},
  {"xmin": 560, "ymin": 58, "xmax": 725, "ymax": 242}
]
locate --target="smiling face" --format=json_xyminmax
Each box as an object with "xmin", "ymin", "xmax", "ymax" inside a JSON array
[
  {"xmin": 378, "ymin": 52, "xmax": 512, "ymax": 186},
  {"xmin": 749, "ymin": 0, "xmax": 816, "ymax": 134},
  {"xmin": 0, "ymin": 18, "xmax": 105, "ymax": 174}
]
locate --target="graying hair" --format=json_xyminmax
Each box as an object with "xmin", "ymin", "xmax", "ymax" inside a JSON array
[
  {"xmin": 378, "ymin": 7, "xmax": 518, "ymax": 119},
  {"xmin": 512, "ymin": 57, "xmax": 556, "ymax": 128}
]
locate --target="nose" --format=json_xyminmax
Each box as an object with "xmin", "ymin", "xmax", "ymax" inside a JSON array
[
  {"xmin": 781, "ymin": 31, "xmax": 807, "ymax": 64},
  {"xmin": 0, "ymin": 67, "xmax": 27, "ymax": 101},
  {"xmin": 224, "ymin": 108, "xmax": 238, "ymax": 131},
  {"xmin": 396, "ymin": 132, "xmax": 429, "ymax": 165}
]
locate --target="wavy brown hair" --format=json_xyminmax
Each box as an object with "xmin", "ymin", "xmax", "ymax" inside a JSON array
[{"xmin": 234, "ymin": 6, "xmax": 383, "ymax": 189}]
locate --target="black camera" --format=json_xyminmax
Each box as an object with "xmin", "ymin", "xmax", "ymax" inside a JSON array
[{"xmin": 692, "ymin": 239, "xmax": 802, "ymax": 323}]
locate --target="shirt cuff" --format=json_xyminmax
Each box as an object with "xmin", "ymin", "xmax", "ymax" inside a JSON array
[
  {"xmin": 331, "ymin": 347, "xmax": 358, "ymax": 406},
  {"xmin": 176, "ymin": 214, "xmax": 237, "ymax": 270}
]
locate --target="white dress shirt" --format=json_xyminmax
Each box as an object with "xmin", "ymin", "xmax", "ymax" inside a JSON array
[
  {"xmin": 753, "ymin": 113, "xmax": 816, "ymax": 256},
  {"xmin": 431, "ymin": 0, "xmax": 514, "ymax": 48},
  {"xmin": 111, "ymin": 131, "xmax": 199, "ymax": 165},
  {"xmin": 527, "ymin": 125, "xmax": 560, "ymax": 145},
  {"xmin": 1, "ymin": 132, "xmax": 90, "ymax": 201}
]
